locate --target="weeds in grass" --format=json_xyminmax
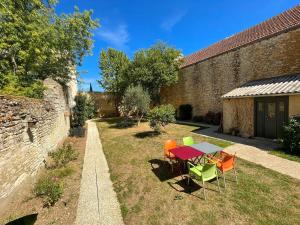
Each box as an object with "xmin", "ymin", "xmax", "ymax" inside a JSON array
[
  {"xmin": 48, "ymin": 144, "xmax": 78, "ymax": 168},
  {"xmin": 49, "ymin": 167, "xmax": 74, "ymax": 178},
  {"xmin": 34, "ymin": 174, "xmax": 63, "ymax": 207}
]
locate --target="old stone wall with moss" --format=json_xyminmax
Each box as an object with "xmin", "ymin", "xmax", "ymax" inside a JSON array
[
  {"xmin": 0, "ymin": 79, "xmax": 71, "ymax": 199},
  {"xmin": 161, "ymin": 28, "xmax": 300, "ymax": 117}
]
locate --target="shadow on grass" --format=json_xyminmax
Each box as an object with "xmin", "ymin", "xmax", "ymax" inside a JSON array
[
  {"xmin": 93, "ymin": 117, "xmax": 121, "ymax": 124},
  {"xmin": 148, "ymin": 159, "xmax": 181, "ymax": 182},
  {"xmin": 167, "ymin": 178, "xmax": 201, "ymax": 194},
  {"xmin": 135, "ymin": 131, "xmax": 160, "ymax": 138},
  {"xmin": 168, "ymin": 177, "xmax": 220, "ymax": 200},
  {"xmin": 109, "ymin": 120, "xmax": 136, "ymax": 129},
  {"xmin": 5, "ymin": 213, "xmax": 38, "ymax": 225}
]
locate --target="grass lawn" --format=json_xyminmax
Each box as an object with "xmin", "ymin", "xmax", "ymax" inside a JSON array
[
  {"xmin": 97, "ymin": 118, "xmax": 300, "ymax": 225},
  {"xmin": 269, "ymin": 150, "xmax": 300, "ymax": 163}
]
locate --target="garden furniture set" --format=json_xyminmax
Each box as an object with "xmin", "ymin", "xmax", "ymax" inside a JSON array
[{"xmin": 163, "ymin": 136, "xmax": 237, "ymax": 199}]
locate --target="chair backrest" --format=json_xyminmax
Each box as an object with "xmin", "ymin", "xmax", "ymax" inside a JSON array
[
  {"xmin": 183, "ymin": 136, "xmax": 194, "ymax": 146},
  {"xmin": 164, "ymin": 140, "xmax": 177, "ymax": 155},
  {"xmin": 221, "ymin": 154, "xmax": 235, "ymax": 170},
  {"xmin": 202, "ymin": 163, "xmax": 217, "ymax": 179}
]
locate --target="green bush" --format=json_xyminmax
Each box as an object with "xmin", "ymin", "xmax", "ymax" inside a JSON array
[
  {"xmin": 147, "ymin": 104, "xmax": 176, "ymax": 132},
  {"xmin": 0, "ymin": 79, "xmax": 46, "ymax": 99},
  {"xmin": 178, "ymin": 104, "xmax": 193, "ymax": 120},
  {"xmin": 48, "ymin": 144, "xmax": 78, "ymax": 168},
  {"xmin": 282, "ymin": 118, "xmax": 300, "ymax": 155},
  {"xmin": 49, "ymin": 167, "xmax": 74, "ymax": 178},
  {"xmin": 119, "ymin": 85, "xmax": 150, "ymax": 125},
  {"xmin": 72, "ymin": 94, "xmax": 96, "ymax": 127},
  {"xmin": 34, "ymin": 175, "xmax": 63, "ymax": 206}
]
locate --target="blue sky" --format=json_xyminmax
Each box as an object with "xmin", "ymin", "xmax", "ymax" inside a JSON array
[{"xmin": 55, "ymin": 0, "xmax": 299, "ymax": 92}]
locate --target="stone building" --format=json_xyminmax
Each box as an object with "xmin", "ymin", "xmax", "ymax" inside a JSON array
[{"xmin": 161, "ymin": 5, "xmax": 300, "ymax": 138}]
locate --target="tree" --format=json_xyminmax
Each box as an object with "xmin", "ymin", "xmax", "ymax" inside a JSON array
[
  {"xmin": 98, "ymin": 48, "xmax": 130, "ymax": 112},
  {"xmin": 119, "ymin": 85, "xmax": 150, "ymax": 126},
  {"xmin": 129, "ymin": 42, "xmax": 182, "ymax": 103},
  {"xmin": 72, "ymin": 94, "xmax": 96, "ymax": 128},
  {"xmin": 0, "ymin": 0, "xmax": 99, "ymax": 98},
  {"xmin": 147, "ymin": 104, "xmax": 176, "ymax": 132},
  {"xmin": 89, "ymin": 83, "xmax": 93, "ymax": 92}
]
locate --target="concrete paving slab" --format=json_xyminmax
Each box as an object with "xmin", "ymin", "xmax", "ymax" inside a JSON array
[{"xmin": 75, "ymin": 121, "xmax": 124, "ymax": 225}]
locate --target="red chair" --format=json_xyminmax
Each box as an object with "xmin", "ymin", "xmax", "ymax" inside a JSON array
[{"xmin": 164, "ymin": 140, "xmax": 177, "ymax": 172}]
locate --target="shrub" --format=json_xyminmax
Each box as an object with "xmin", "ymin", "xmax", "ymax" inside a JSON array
[
  {"xmin": 119, "ymin": 85, "xmax": 150, "ymax": 126},
  {"xmin": 204, "ymin": 111, "xmax": 215, "ymax": 124},
  {"xmin": 49, "ymin": 167, "xmax": 74, "ymax": 178},
  {"xmin": 147, "ymin": 104, "xmax": 176, "ymax": 132},
  {"xmin": 203, "ymin": 111, "xmax": 222, "ymax": 125},
  {"xmin": 178, "ymin": 104, "xmax": 193, "ymax": 120},
  {"xmin": 34, "ymin": 175, "xmax": 63, "ymax": 206},
  {"xmin": 192, "ymin": 115, "xmax": 204, "ymax": 122},
  {"xmin": 48, "ymin": 144, "xmax": 78, "ymax": 168},
  {"xmin": 282, "ymin": 118, "xmax": 300, "ymax": 155},
  {"xmin": 72, "ymin": 94, "xmax": 96, "ymax": 128},
  {"xmin": 213, "ymin": 112, "xmax": 222, "ymax": 125}
]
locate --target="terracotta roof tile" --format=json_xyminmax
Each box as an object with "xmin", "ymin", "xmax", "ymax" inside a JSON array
[{"xmin": 182, "ymin": 5, "xmax": 300, "ymax": 68}]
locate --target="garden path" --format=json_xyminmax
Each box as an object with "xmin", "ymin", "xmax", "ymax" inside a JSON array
[
  {"xmin": 75, "ymin": 121, "xmax": 124, "ymax": 225},
  {"xmin": 224, "ymin": 143, "xmax": 300, "ymax": 180}
]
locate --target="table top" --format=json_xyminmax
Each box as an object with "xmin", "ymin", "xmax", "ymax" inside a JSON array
[
  {"xmin": 191, "ymin": 142, "xmax": 223, "ymax": 154},
  {"xmin": 170, "ymin": 146, "xmax": 204, "ymax": 160}
]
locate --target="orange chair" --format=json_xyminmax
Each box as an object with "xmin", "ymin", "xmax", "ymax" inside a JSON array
[
  {"xmin": 209, "ymin": 152, "xmax": 237, "ymax": 188},
  {"xmin": 164, "ymin": 140, "xmax": 177, "ymax": 172}
]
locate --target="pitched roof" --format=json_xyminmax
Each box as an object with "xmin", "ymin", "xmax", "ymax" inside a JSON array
[
  {"xmin": 182, "ymin": 5, "xmax": 300, "ymax": 68},
  {"xmin": 222, "ymin": 74, "xmax": 300, "ymax": 98}
]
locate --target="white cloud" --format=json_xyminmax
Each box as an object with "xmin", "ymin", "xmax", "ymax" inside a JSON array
[
  {"xmin": 98, "ymin": 24, "xmax": 129, "ymax": 49},
  {"xmin": 161, "ymin": 10, "xmax": 187, "ymax": 32}
]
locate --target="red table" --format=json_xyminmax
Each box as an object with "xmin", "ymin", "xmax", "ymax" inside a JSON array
[
  {"xmin": 169, "ymin": 146, "xmax": 204, "ymax": 179},
  {"xmin": 170, "ymin": 146, "xmax": 204, "ymax": 161}
]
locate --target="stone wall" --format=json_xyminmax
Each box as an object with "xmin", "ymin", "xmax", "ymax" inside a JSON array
[
  {"xmin": 223, "ymin": 98, "xmax": 254, "ymax": 137},
  {"xmin": 89, "ymin": 92, "xmax": 118, "ymax": 117},
  {"xmin": 161, "ymin": 28, "xmax": 300, "ymax": 117},
  {"xmin": 0, "ymin": 79, "xmax": 71, "ymax": 199},
  {"xmin": 289, "ymin": 95, "xmax": 300, "ymax": 117}
]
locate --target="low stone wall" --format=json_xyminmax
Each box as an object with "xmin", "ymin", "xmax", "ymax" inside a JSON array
[
  {"xmin": 223, "ymin": 98, "xmax": 254, "ymax": 137},
  {"xmin": 89, "ymin": 92, "xmax": 118, "ymax": 117},
  {"xmin": 0, "ymin": 79, "xmax": 71, "ymax": 199}
]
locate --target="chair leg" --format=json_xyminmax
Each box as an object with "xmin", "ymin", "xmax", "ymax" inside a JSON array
[
  {"xmin": 188, "ymin": 174, "xmax": 190, "ymax": 185},
  {"xmin": 202, "ymin": 179, "xmax": 206, "ymax": 200},
  {"xmin": 223, "ymin": 173, "xmax": 226, "ymax": 189},
  {"xmin": 234, "ymin": 167, "xmax": 238, "ymax": 184},
  {"xmin": 216, "ymin": 175, "xmax": 221, "ymax": 193},
  {"xmin": 170, "ymin": 160, "xmax": 173, "ymax": 173}
]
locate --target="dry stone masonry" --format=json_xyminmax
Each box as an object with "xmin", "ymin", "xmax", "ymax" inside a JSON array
[{"xmin": 0, "ymin": 79, "xmax": 71, "ymax": 199}]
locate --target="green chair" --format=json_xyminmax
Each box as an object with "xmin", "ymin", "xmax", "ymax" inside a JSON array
[
  {"xmin": 183, "ymin": 136, "xmax": 194, "ymax": 146},
  {"xmin": 188, "ymin": 160, "xmax": 220, "ymax": 200}
]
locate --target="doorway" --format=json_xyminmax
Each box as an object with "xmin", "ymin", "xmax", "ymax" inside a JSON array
[{"xmin": 255, "ymin": 96, "xmax": 288, "ymax": 139}]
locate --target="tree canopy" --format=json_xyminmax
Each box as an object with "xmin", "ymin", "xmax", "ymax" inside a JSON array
[
  {"xmin": 129, "ymin": 42, "xmax": 182, "ymax": 103},
  {"xmin": 98, "ymin": 48, "xmax": 130, "ymax": 109},
  {"xmin": 98, "ymin": 43, "xmax": 182, "ymax": 106},
  {"xmin": 0, "ymin": 0, "xmax": 99, "ymax": 98}
]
